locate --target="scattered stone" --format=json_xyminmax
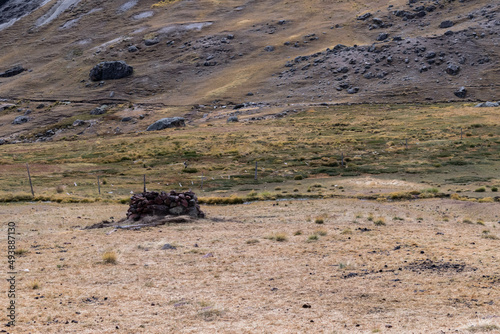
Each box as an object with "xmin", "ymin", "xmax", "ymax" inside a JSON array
[
  {"xmin": 12, "ymin": 116, "xmax": 29, "ymax": 125},
  {"xmin": 89, "ymin": 61, "xmax": 133, "ymax": 81},
  {"xmin": 357, "ymin": 13, "xmax": 372, "ymax": 21},
  {"xmin": 144, "ymin": 38, "xmax": 159, "ymax": 46},
  {"xmin": 0, "ymin": 139, "xmax": 6, "ymax": 145},
  {"xmin": 347, "ymin": 87, "xmax": 359, "ymax": 94},
  {"xmin": 202, "ymin": 252, "xmax": 214, "ymax": 258},
  {"xmin": 454, "ymin": 87, "xmax": 467, "ymax": 98},
  {"xmin": 90, "ymin": 106, "xmax": 106, "ymax": 115},
  {"xmin": 264, "ymin": 45, "xmax": 275, "ymax": 52},
  {"xmin": 376, "ymin": 33, "xmax": 389, "ymax": 41},
  {"xmin": 302, "ymin": 303, "xmax": 312, "ymax": 308},
  {"xmin": 24, "ymin": 109, "xmax": 32, "ymax": 115},
  {"xmin": 128, "ymin": 45, "xmax": 138, "ymax": 52},
  {"xmin": 439, "ymin": 20, "xmax": 454, "ymax": 29},
  {"xmin": 0, "ymin": 65, "xmax": 25, "ymax": 78},
  {"xmin": 227, "ymin": 116, "xmax": 239, "ymax": 122},
  {"xmin": 121, "ymin": 117, "xmax": 132, "ymax": 122},
  {"xmin": 36, "ymin": 103, "xmax": 45, "ymax": 109},
  {"xmin": 72, "ymin": 119, "xmax": 86, "ymax": 127},
  {"xmin": 146, "ymin": 117, "xmax": 185, "ymax": 131},
  {"xmin": 446, "ymin": 64, "xmax": 460, "ymax": 75},
  {"xmin": 161, "ymin": 244, "xmax": 177, "ymax": 250}
]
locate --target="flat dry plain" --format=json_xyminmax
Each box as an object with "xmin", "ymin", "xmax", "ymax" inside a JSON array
[{"xmin": 1, "ymin": 197, "xmax": 499, "ymax": 333}]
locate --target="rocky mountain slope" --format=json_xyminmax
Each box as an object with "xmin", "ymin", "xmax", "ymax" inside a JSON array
[{"xmin": 0, "ymin": 0, "xmax": 498, "ymax": 141}]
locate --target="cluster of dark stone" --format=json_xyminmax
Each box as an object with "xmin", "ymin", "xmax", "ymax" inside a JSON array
[{"xmin": 126, "ymin": 191, "xmax": 204, "ymax": 221}]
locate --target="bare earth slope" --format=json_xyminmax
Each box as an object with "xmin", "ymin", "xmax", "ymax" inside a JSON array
[{"xmin": 0, "ymin": 0, "xmax": 498, "ymax": 108}]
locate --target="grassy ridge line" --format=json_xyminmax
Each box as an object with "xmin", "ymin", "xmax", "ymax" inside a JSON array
[
  {"xmin": 1, "ymin": 191, "xmax": 497, "ymax": 205},
  {"xmin": 0, "ymin": 103, "xmax": 498, "ymax": 197}
]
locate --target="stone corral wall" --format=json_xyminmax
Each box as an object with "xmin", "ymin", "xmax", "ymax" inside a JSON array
[{"xmin": 127, "ymin": 191, "xmax": 204, "ymax": 220}]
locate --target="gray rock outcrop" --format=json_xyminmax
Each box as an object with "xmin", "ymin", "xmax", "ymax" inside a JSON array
[
  {"xmin": 475, "ymin": 101, "xmax": 499, "ymax": 107},
  {"xmin": 0, "ymin": 65, "xmax": 25, "ymax": 77},
  {"xmin": 146, "ymin": 117, "xmax": 185, "ymax": 131},
  {"xmin": 89, "ymin": 61, "xmax": 133, "ymax": 81},
  {"xmin": 12, "ymin": 116, "xmax": 29, "ymax": 124}
]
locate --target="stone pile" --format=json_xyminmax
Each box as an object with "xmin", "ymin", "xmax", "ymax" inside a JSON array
[{"xmin": 127, "ymin": 190, "xmax": 204, "ymax": 220}]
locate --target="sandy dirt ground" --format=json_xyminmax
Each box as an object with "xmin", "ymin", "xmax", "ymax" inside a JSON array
[{"xmin": 0, "ymin": 198, "xmax": 499, "ymax": 333}]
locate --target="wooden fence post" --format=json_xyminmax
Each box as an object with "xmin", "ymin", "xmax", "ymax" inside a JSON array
[{"xmin": 26, "ymin": 163, "xmax": 34, "ymax": 197}]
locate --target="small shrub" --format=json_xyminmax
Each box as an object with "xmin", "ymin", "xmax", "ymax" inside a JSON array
[
  {"xmin": 293, "ymin": 188, "xmax": 299, "ymax": 192},
  {"xmin": 307, "ymin": 234, "xmax": 319, "ymax": 242},
  {"xmin": 294, "ymin": 175, "xmax": 303, "ymax": 180},
  {"xmin": 247, "ymin": 190, "xmax": 258, "ymax": 198},
  {"xmin": 275, "ymin": 233, "xmax": 288, "ymax": 242},
  {"xmin": 182, "ymin": 168, "xmax": 198, "ymax": 174},
  {"xmin": 55, "ymin": 185, "xmax": 65, "ymax": 194},
  {"xmin": 492, "ymin": 187, "xmax": 498, "ymax": 192},
  {"xmin": 14, "ymin": 248, "xmax": 28, "ymax": 255},
  {"xmin": 102, "ymin": 251, "xmax": 117, "ymax": 264},
  {"xmin": 477, "ymin": 220, "xmax": 485, "ymax": 226},
  {"xmin": 462, "ymin": 219, "xmax": 473, "ymax": 224},
  {"xmin": 475, "ymin": 187, "xmax": 486, "ymax": 192},
  {"xmin": 266, "ymin": 233, "xmax": 287, "ymax": 242},
  {"xmin": 294, "ymin": 230, "xmax": 303, "ymax": 236},
  {"xmin": 315, "ymin": 229, "xmax": 327, "ymax": 236},
  {"xmin": 367, "ymin": 214, "xmax": 374, "ymax": 222},
  {"xmin": 393, "ymin": 217, "xmax": 404, "ymax": 221},
  {"xmin": 246, "ymin": 239, "xmax": 259, "ymax": 245},
  {"xmin": 31, "ymin": 280, "xmax": 40, "ymax": 290},
  {"xmin": 274, "ymin": 187, "xmax": 281, "ymax": 191},
  {"xmin": 340, "ymin": 228, "xmax": 352, "ymax": 235},
  {"xmin": 482, "ymin": 234, "xmax": 499, "ymax": 240},
  {"xmin": 374, "ymin": 218, "xmax": 386, "ymax": 226},
  {"xmin": 314, "ymin": 217, "xmax": 324, "ymax": 224}
]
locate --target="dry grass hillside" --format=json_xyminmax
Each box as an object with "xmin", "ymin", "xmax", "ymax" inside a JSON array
[{"xmin": 0, "ymin": 0, "xmax": 499, "ymax": 139}]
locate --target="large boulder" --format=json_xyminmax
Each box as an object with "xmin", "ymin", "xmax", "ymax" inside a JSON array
[
  {"xmin": 446, "ymin": 64, "xmax": 460, "ymax": 76},
  {"xmin": 147, "ymin": 117, "xmax": 185, "ymax": 131},
  {"xmin": 454, "ymin": 87, "xmax": 467, "ymax": 98},
  {"xmin": 0, "ymin": 65, "xmax": 25, "ymax": 78},
  {"xmin": 89, "ymin": 61, "xmax": 133, "ymax": 81},
  {"xmin": 439, "ymin": 20, "xmax": 454, "ymax": 28}
]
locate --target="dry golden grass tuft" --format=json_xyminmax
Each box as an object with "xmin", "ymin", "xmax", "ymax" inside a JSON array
[{"xmin": 102, "ymin": 251, "xmax": 117, "ymax": 264}]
